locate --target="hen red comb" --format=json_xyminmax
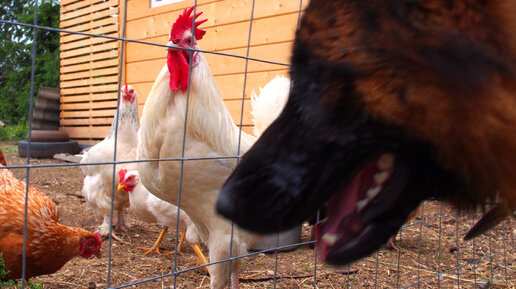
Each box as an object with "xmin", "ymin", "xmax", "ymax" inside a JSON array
[
  {"xmin": 170, "ymin": 6, "xmax": 207, "ymax": 42},
  {"xmin": 118, "ymin": 169, "xmax": 127, "ymax": 181},
  {"xmin": 123, "ymin": 84, "xmax": 129, "ymax": 94},
  {"xmin": 93, "ymin": 231, "xmax": 102, "ymax": 243}
]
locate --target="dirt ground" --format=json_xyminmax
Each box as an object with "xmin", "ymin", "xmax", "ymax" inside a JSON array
[{"xmin": 1, "ymin": 141, "xmax": 514, "ymax": 288}]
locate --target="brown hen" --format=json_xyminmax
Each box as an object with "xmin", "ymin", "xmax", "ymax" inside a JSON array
[{"xmin": 0, "ymin": 150, "xmax": 101, "ymax": 280}]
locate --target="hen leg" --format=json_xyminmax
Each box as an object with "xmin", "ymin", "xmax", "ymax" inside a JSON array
[
  {"xmin": 176, "ymin": 230, "xmax": 185, "ymax": 253},
  {"xmin": 139, "ymin": 226, "xmax": 178, "ymax": 256},
  {"xmin": 386, "ymin": 236, "xmax": 398, "ymax": 251}
]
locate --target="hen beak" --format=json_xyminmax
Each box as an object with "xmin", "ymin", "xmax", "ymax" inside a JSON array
[
  {"xmin": 94, "ymin": 251, "xmax": 102, "ymax": 258},
  {"xmin": 117, "ymin": 183, "xmax": 126, "ymax": 191}
]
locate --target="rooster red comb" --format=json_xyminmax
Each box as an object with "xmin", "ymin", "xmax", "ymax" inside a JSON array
[
  {"xmin": 118, "ymin": 169, "xmax": 127, "ymax": 181},
  {"xmin": 170, "ymin": 6, "xmax": 207, "ymax": 43}
]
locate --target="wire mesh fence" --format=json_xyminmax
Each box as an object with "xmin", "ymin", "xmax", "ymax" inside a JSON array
[{"xmin": 0, "ymin": 0, "xmax": 514, "ymax": 288}]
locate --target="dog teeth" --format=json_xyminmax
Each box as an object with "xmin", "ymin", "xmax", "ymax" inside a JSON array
[
  {"xmin": 373, "ymin": 171, "xmax": 390, "ymax": 185},
  {"xmin": 321, "ymin": 233, "xmax": 338, "ymax": 246},
  {"xmin": 366, "ymin": 187, "xmax": 381, "ymax": 199},
  {"xmin": 377, "ymin": 153, "xmax": 395, "ymax": 171},
  {"xmin": 356, "ymin": 198, "xmax": 368, "ymax": 212}
]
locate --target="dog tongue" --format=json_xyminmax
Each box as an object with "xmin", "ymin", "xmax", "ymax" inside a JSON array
[{"xmin": 314, "ymin": 161, "xmax": 378, "ymax": 261}]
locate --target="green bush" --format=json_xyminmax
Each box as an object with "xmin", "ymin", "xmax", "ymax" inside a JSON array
[
  {"xmin": 0, "ymin": 0, "xmax": 60, "ymax": 125},
  {"xmin": 0, "ymin": 253, "xmax": 16, "ymax": 287},
  {"xmin": 0, "ymin": 123, "xmax": 28, "ymax": 141}
]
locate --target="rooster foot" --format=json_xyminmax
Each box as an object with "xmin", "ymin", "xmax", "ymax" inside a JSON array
[
  {"xmin": 114, "ymin": 222, "xmax": 130, "ymax": 232},
  {"xmin": 112, "ymin": 233, "xmax": 131, "ymax": 245},
  {"xmin": 112, "ymin": 223, "xmax": 133, "ymax": 244},
  {"xmin": 104, "ymin": 232, "xmax": 131, "ymax": 245}
]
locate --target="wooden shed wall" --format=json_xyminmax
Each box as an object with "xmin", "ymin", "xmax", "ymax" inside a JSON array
[{"xmin": 60, "ymin": 0, "xmax": 305, "ymax": 145}]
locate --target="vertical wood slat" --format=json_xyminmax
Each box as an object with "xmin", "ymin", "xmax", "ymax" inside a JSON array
[{"xmin": 59, "ymin": 0, "xmax": 120, "ymax": 143}]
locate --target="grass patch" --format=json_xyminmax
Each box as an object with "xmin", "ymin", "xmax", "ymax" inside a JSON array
[
  {"xmin": 0, "ymin": 146, "xmax": 17, "ymax": 153},
  {"xmin": 0, "ymin": 124, "xmax": 27, "ymax": 141}
]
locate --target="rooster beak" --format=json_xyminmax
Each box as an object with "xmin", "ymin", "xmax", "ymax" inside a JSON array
[
  {"xmin": 166, "ymin": 41, "xmax": 177, "ymax": 51},
  {"xmin": 94, "ymin": 252, "xmax": 102, "ymax": 258},
  {"xmin": 117, "ymin": 183, "xmax": 126, "ymax": 191}
]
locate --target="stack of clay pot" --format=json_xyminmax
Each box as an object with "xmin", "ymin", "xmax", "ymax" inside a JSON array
[{"xmin": 18, "ymin": 87, "xmax": 79, "ymax": 158}]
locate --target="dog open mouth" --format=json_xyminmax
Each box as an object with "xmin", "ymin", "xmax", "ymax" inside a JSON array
[
  {"xmin": 216, "ymin": 114, "xmax": 447, "ymax": 266},
  {"xmin": 314, "ymin": 153, "xmax": 415, "ymax": 264}
]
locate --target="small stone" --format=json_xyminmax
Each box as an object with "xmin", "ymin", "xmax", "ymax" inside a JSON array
[{"xmin": 266, "ymin": 270, "xmax": 275, "ymax": 276}]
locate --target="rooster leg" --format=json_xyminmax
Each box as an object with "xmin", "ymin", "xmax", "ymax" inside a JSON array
[
  {"xmin": 99, "ymin": 216, "xmax": 111, "ymax": 237},
  {"xmin": 190, "ymin": 243, "xmax": 210, "ymax": 274},
  {"xmin": 138, "ymin": 227, "xmax": 173, "ymax": 256},
  {"xmin": 115, "ymin": 209, "xmax": 131, "ymax": 231},
  {"xmin": 98, "ymin": 216, "xmax": 130, "ymax": 244},
  {"xmin": 230, "ymin": 265, "xmax": 241, "ymax": 289}
]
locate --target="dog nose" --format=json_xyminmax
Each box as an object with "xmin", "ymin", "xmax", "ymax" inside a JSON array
[{"xmin": 216, "ymin": 187, "xmax": 237, "ymax": 220}]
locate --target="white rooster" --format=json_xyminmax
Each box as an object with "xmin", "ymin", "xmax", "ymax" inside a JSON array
[
  {"xmin": 81, "ymin": 85, "xmax": 139, "ymax": 241},
  {"xmin": 117, "ymin": 168, "xmax": 209, "ymax": 271},
  {"xmin": 137, "ymin": 7, "xmax": 289, "ymax": 289}
]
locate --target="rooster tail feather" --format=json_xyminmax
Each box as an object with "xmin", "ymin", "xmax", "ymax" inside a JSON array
[{"xmin": 251, "ymin": 76, "xmax": 291, "ymax": 137}]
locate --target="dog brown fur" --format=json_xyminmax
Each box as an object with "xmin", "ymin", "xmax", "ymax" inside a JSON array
[
  {"xmin": 298, "ymin": 0, "xmax": 516, "ymax": 211},
  {"xmin": 218, "ymin": 0, "xmax": 516, "ymax": 265}
]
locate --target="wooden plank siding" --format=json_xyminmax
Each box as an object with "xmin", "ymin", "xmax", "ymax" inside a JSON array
[
  {"xmin": 59, "ymin": 0, "xmax": 121, "ymax": 142},
  {"xmin": 60, "ymin": 0, "xmax": 304, "ymax": 144}
]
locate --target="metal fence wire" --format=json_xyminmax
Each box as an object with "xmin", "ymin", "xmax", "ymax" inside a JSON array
[{"xmin": 1, "ymin": 0, "xmax": 515, "ymax": 288}]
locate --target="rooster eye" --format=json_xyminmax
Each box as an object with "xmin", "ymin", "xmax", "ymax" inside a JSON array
[{"xmin": 173, "ymin": 40, "xmax": 179, "ymax": 44}]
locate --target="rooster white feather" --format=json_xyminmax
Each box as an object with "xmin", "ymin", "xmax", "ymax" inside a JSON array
[{"xmin": 137, "ymin": 7, "xmax": 289, "ymax": 289}]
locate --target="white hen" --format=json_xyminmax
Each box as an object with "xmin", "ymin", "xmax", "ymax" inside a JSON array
[
  {"xmin": 118, "ymin": 168, "xmax": 209, "ymax": 271},
  {"xmin": 81, "ymin": 85, "xmax": 139, "ymax": 241}
]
